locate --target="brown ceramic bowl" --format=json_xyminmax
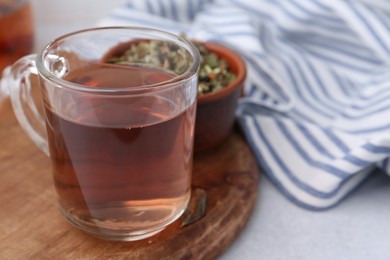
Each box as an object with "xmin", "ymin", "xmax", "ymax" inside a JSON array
[
  {"xmin": 194, "ymin": 42, "xmax": 246, "ymax": 152},
  {"xmin": 101, "ymin": 39, "xmax": 246, "ymax": 153}
]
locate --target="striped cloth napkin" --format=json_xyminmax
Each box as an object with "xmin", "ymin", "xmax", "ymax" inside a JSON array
[{"xmin": 99, "ymin": 0, "xmax": 390, "ymax": 210}]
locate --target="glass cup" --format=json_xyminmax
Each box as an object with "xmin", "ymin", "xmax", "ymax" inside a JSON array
[{"xmin": 4, "ymin": 27, "xmax": 200, "ymax": 241}]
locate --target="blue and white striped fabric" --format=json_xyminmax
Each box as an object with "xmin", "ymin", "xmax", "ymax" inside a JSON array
[{"xmin": 99, "ymin": 0, "xmax": 390, "ymax": 210}]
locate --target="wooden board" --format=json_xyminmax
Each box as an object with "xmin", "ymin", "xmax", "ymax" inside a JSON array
[{"xmin": 0, "ymin": 100, "xmax": 259, "ymax": 260}]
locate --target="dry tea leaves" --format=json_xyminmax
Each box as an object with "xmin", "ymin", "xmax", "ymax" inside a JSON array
[
  {"xmin": 193, "ymin": 41, "xmax": 236, "ymax": 95},
  {"xmin": 106, "ymin": 40, "xmax": 190, "ymax": 75},
  {"xmin": 107, "ymin": 40, "xmax": 236, "ymax": 95}
]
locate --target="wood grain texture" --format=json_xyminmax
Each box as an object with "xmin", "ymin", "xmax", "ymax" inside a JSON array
[{"xmin": 0, "ymin": 101, "xmax": 259, "ymax": 260}]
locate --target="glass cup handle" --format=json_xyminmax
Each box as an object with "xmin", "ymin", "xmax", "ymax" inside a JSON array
[{"xmin": 5, "ymin": 54, "xmax": 49, "ymax": 156}]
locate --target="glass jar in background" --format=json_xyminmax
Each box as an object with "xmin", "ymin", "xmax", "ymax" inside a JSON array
[
  {"xmin": 0, "ymin": 0, "xmax": 34, "ymax": 72},
  {"xmin": 0, "ymin": 0, "xmax": 33, "ymax": 105}
]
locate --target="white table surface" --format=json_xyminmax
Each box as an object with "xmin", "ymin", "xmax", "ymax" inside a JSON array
[{"xmin": 29, "ymin": 0, "xmax": 390, "ymax": 259}]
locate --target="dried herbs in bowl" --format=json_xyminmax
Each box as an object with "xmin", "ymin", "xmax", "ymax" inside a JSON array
[
  {"xmin": 192, "ymin": 41, "xmax": 236, "ymax": 95},
  {"xmin": 106, "ymin": 40, "xmax": 237, "ymax": 95}
]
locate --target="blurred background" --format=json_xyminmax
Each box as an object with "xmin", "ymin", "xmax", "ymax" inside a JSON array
[{"xmin": 30, "ymin": 0, "xmax": 123, "ymax": 50}]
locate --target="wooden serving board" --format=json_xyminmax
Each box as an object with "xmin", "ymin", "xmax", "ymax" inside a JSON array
[{"xmin": 0, "ymin": 100, "xmax": 259, "ymax": 260}]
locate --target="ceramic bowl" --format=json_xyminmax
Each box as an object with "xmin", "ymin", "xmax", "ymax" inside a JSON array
[
  {"xmin": 194, "ymin": 42, "xmax": 246, "ymax": 152},
  {"xmin": 101, "ymin": 39, "xmax": 247, "ymax": 153}
]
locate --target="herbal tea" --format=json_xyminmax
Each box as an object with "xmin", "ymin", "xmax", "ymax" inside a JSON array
[
  {"xmin": 0, "ymin": 0, "xmax": 33, "ymax": 71},
  {"xmin": 44, "ymin": 64, "xmax": 196, "ymax": 239}
]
